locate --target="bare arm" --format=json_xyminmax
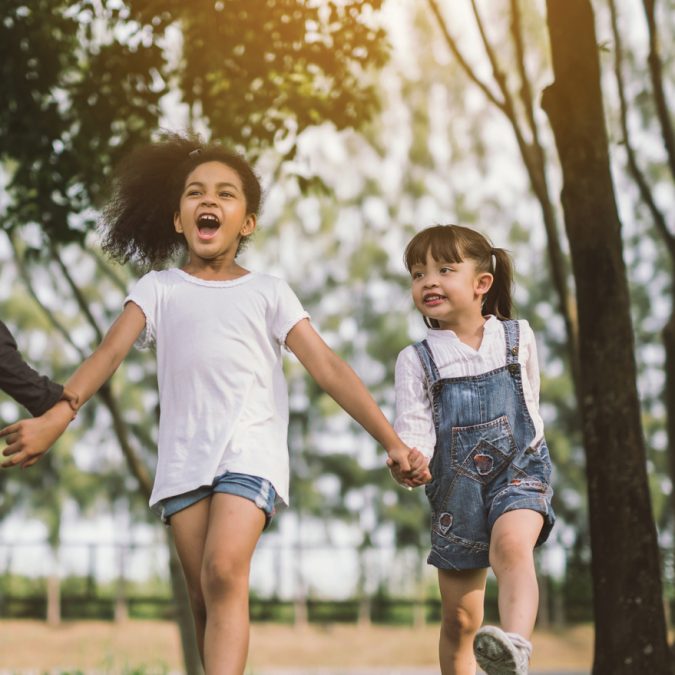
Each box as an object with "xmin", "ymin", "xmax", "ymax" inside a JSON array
[
  {"xmin": 285, "ymin": 319, "xmax": 430, "ymax": 484},
  {"xmin": 1, "ymin": 302, "xmax": 146, "ymax": 468},
  {"xmin": 62, "ymin": 302, "xmax": 147, "ymax": 407}
]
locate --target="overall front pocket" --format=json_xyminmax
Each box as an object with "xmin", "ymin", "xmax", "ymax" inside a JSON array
[{"xmin": 450, "ymin": 415, "xmax": 518, "ymax": 484}]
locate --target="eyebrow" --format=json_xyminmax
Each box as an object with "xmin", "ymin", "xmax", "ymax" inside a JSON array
[{"xmin": 185, "ymin": 181, "xmax": 241, "ymax": 190}]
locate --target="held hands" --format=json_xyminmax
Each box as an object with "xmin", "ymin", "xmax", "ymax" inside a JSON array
[
  {"xmin": 0, "ymin": 400, "xmax": 75, "ymax": 469},
  {"xmin": 61, "ymin": 387, "xmax": 80, "ymax": 411},
  {"xmin": 386, "ymin": 446, "xmax": 432, "ymax": 488}
]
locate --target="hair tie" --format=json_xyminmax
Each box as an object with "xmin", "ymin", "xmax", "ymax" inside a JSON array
[
  {"xmin": 188, "ymin": 148, "xmax": 202, "ymax": 158},
  {"xmin": 490, "ymin": 250, "xmax": 497, "ymax": 273}
]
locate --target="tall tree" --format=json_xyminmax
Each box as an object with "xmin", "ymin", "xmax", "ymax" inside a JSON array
[{"xmin": 541, "ymin": 0, "xmax": 671, "ymax": 670}]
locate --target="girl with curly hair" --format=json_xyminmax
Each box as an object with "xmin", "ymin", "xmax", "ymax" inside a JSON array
[{"xmin": 1, "ymin": 132, "xmax": 429, "ymax": 674}]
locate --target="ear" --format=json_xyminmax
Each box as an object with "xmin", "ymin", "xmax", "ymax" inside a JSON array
[
  {"xmin": 240, "ymin": 213, "xmax": 257, "ymax": 237},
  {"xmin": 475, "ymin": 272, "xmax": 493, "ymax": 297},
  {"xmin": 174, "ymin": 212, "xmax": 183, "ymax": 234}
]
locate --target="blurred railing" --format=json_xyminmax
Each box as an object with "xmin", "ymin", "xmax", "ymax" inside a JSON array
[{"xmin": 0, "ymin": 538, "xmax": 607, "ymax": 626}]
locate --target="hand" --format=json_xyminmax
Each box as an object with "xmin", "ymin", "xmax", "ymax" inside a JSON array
[
  {"xmin": 386, "ymin": 446, "xmax": 431, "ymax": 488},
  {"xmin": 1, "ymin": 401, "xmax": 74, "ymax": 469},
  {"xmin": 61, "ymin": 387, "xmax": 80, "ymax": 412}
]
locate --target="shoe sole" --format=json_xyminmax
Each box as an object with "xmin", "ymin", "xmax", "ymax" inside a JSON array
[{"xmin": 474, "ymin": 626, "xmax": 521, "ymax": 675}]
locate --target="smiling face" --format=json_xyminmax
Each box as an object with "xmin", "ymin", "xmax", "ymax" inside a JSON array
[
  {"xmin": 410, "ymin": 248, "xmax": 493, "ymax": 330},
  {"xmin": 173, "ymin": 161, "xmax": 256, "ymax": 267}
]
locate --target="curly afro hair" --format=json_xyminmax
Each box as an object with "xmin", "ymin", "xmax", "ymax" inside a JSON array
[{"xmin": 100, "ymin": 131, "xmax": 262, "ymax": 266}]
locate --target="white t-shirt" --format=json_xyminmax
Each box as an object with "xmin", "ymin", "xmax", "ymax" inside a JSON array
[
  {"xmin": 394, "ymin": 316, "xmax": 544, "ymax": 459},
  {"xmin": 125, "ymin": 268, "xmax": 309, "ymax": 509}
]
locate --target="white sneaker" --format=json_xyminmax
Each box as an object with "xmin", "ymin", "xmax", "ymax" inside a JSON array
[{"xmin": 473, "ymin": 626, "xmax": 530, "ymax": 675}]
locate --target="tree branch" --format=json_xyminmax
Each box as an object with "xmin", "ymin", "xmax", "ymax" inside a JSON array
[
  {"xmin": 425, "ymin": 0, "xmax": 506, "ymax": 113},
  {"xmin": 609, "ymin": 0, "xmax": 675, "ymax": 261},
  {"xmin": 82, "ymin": 247, "xmax": 129, "ymax": 296},
  {"xmin": 49, "ymin": 242, "xmax": 105, "ymax": 345},
  {"xmin": 642, "ymin": 0, "xmax": 675, "ymax": 181},
  {"xmin": 8, "ymin": 235, "xmax": 87, "ymax": 361},
  {"xmin": 509, "ymin": 0, "xmax": 541, "ymax": 145}
]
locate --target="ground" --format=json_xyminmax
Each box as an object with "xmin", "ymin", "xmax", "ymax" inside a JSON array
[{"xmin": 0, "ymin": 619, "xmax": 593, "ymax": 673}]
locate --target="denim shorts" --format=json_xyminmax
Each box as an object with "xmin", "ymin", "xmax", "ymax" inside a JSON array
[{"xmin": 157, "ymin": 471, "xmax": 277, "ymax": 529}]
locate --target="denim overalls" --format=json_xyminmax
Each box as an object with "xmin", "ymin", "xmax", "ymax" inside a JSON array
[{"xmin": 413, "ymin": 320, "xmax": 554, "ymax": 570}]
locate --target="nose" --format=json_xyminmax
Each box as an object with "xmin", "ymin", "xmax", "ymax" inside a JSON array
[
  {"xmin": 201, "ymin": 194, "xmax": 217, "ymax": 206},
  {"xmin": 423, "ymin": 274, "xmax": 438, "ymax": 288}
]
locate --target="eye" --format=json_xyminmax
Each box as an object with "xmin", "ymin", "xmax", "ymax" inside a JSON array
[
  {"xmin": 440, "ymin": 266, "xmax": 455, "ymax": 274},
  {"xmin": 186, "ymin": 189, "xmax": 201, "ymax": 197},
  {"xmin": 412, "ymin": 271, "xmax": 424, "ymax": 279},
  {"xmin": 219, "ymin": 191, "xmax": 234, "ymax": 198}
]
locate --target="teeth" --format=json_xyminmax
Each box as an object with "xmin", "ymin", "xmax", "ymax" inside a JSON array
[{"xmin": 198, "ymin": 214, "xmax": 219, "ymax": 224}]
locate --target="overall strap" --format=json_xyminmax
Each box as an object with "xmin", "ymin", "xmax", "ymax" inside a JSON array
[
  {"xmin": 412, "ymin": 340, "xmax": 441, "ymax": 384},
  {"xmin": 502, "ymin": 319, "xmax": 521, "ymax": 365}
]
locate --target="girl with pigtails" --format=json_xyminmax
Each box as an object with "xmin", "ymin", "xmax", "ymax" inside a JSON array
[{"xmin": 392, "ymin": 224, "xmax": 555, "ymax": 675}]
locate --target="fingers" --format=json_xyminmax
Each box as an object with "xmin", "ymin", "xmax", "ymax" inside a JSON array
[
  {"xmin": 0, "ymin": 423, "xmax": 19, "ymax": 438},
  {"xmin": 62, "ymin": 387, "xmax": 80, "ymax": 411},
  {"xmin": 1, "ymin": 449, "xmax": 24, "ymax": 468},
  {"xmin": 396, "ymin": 455, "xmax": 411, "ymax": 474},
  {"xmin": 21, "ymin": 456, "xmax": 41, "ymax": 469}
]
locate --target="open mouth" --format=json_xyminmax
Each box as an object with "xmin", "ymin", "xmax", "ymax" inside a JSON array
[
  {"xmin": 423, "ymin": 294, "xmax": 445, "ymax": 306},
  {"xmin": 197, "ymin": 213, "xmax": 221, "ymax": 240}
]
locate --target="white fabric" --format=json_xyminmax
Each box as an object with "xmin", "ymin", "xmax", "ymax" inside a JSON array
[
  {"xmin": 394, "ymin": 316, "xmax": 544, "ymax": 459},
  {"xmin": 125, "ymin": 268, "xmax": 309, "ymax": 508}
]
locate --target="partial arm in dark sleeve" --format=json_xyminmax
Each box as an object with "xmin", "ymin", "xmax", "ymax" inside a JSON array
[{"xmin": 0, "ymin": 321, "xmax": 64, "ymax": 417}]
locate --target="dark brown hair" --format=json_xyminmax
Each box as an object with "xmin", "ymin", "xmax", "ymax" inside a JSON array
[
  {"xmin": 404, "ymin": 224, "xmax": 513, "ymax": 323},
  {"xmin": 100, "ymin": 131, "xmax": 262, "ymax": 266}
]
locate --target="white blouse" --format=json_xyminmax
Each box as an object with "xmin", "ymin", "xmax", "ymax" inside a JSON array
[{"xmin": 394, "ymin": 316, "xmax": 544, "ymax": 459}]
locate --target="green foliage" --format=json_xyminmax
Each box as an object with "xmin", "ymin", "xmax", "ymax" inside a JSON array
[
  {"xmin": 0, "ymin": 0, "xmax": 165, "ymax": 243},
  {"xmin": 1, "ymin": 0, "xmax": 389, "ymax": 245},
  {"xmin": 132, "ymin": 0, "xmax": 389, "ymax": 152}
]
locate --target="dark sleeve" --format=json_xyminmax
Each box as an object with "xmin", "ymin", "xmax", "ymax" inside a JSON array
[{"xmin": 0, "ymin": 320, "xmax": 64, "ymax": 416}]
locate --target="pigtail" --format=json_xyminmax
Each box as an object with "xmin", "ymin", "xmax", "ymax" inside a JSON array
[{"xmin": 483, "ymin": 247, "xmax": 513, "ymax": 320}]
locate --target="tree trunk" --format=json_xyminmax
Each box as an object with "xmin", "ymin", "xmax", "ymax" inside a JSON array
[
  {"xmin": 541, "ymin": 1, "xmax": 671, "ymax": 672},
  {"xmin": 665, "ymin": 313, "xmax": 675, "ymax": 537},
  {"xmin": 114, "ymin": 543, "xmax": 128, "ymax": 623},
  {"xmin": 46, "ymin": 551, "xmax": 61, "ymax": 627}
]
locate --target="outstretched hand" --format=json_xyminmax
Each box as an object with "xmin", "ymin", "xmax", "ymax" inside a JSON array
[
  {"xmin": 0, "ymin": 401, "xmax": 74, "ymax": 469},
  {"xmin": 386, "ymin": 446, "xmax": 431, "ymax": 488}
]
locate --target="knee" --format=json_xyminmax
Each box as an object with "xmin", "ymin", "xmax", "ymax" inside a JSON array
[
  {"xmin": 201, "ymin": 555, "xmax": 249, "ymax": 602},
  {"xmin": 489, "ymin": 530, "xmax": 534, "ymax": 572},
  {"xmin": 441, "ymin": 604, "xmax": 483, "ymax": 646}
]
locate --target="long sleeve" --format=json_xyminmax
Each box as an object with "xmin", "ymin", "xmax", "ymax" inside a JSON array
[
  {"xmin": 522, "ymin": 322, "xmax": 541, "ymax": 405},
  {"xmin": 394, "ymin": 347, "xmax": 436, "ymax": 459},
  {"xmin": 0, "ymin": 321, "xmax": 64, "ymax": 416}
]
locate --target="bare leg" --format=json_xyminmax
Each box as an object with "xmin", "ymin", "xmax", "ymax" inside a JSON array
[
  {"xmin": 489, "ymin": 509, "xmax": 544, "ymax": 638},
  {"xmin": 438, "ymin": 567, "xmax": 488, "ymax": 675},
  {"xmin": 170, "ymin": 498, "xmax": 212, "ymax": 662},
  {"xmin": 201, "ymin": 493, "xmax": 265, "ymax": 675}
]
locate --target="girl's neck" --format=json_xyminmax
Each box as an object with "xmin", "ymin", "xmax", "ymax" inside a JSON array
[
  {"xmin": 438, "ymin": 314, "xmax": 487, "ymax": 350},
  {"xmin": 181, "ymin": 256, "xmax": 249, "ymax": 281}
]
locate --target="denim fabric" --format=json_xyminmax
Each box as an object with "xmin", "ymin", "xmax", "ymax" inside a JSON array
[
  {"xmin": 157, "ymin": 471, "xmax": 277, "ymax": 529},
  {"xmin": 414, "ymin": 320, "xmax": 554, "ymax": 570}
]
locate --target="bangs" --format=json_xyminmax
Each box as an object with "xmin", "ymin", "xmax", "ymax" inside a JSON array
[{"xmin": 404, "ymin": 226, "xmax": 465, "ymax": 271}]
